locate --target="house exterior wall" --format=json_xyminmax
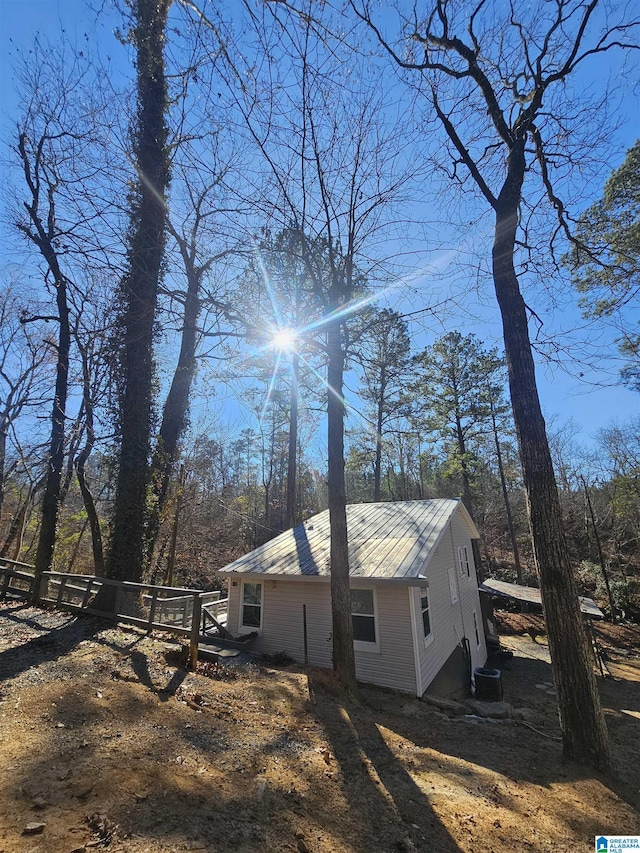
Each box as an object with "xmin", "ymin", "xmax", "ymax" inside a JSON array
[
  {"xmin": 224, "ymin": 505, "xmax": 486, "ymax": 698},
  {"xmin": 413, "ymin": 511, "xmax": 487, "ymax": 696},
  {"xmin": 226, "ymin": 576, "xmax": 417, "ymax": 694}
]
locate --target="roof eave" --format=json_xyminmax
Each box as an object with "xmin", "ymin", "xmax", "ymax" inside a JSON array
[{"xmin": 220, "ymin": 570, "xmax": 430, "ymax": 586}]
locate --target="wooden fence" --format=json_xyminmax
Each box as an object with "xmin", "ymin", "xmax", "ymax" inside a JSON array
[
  {"xmin": 0, "ymin": 557, "xmax": 229, "ymax": 669},
  {"xmin": 0, "ymin": 557, "xmax": 36, "ymax": 599}
]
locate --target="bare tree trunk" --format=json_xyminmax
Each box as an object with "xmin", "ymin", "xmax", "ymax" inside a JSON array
[
  {"xmin": 490, "ymin": 401, "xmax": 523, "ymax": 583},
  {"xmin": 327, "ymin": 318, "xmax": 357, "ymax": 696},
  {"xmin": 454, "ymin": 413, "xmax": 474, "ymax": 517},
  {"xmin": 0, "ymin": 485, "xmax": 33, "ymax": 560},
  {"xmin": 286, "ymin": 351, "xmax": 300, "ymax": 528},
  {"xmin": 146, "ymin": 249, "xmax": 202, "ymax": 566},
  {"xmin": 373, "ymin": 370, "xmax": 386, "ymax": 502},
  {"xmin": 74, "ymin": 335, "xmax": 104, "ymax": 575},
  {"xmin": 454, "ymin": 411, "xmax": 483, "ymax": 579},
  {"xmin": 493, "ymin": 151, "xmax": 610, "ymax": 770},
  {"xmin": 417, "ymin": 437, "xmax": 425, "ymax": 499},
  {"xmin": 264, "ymin": 480, "xmax": 271, "ymax": 536},
  {"xmin": 68, "ymin": 517, "xmax": 89, "ymax": 573},
  {"xmin": 0, "ymin": 415, "xmax": 8, "ymax": 524},
  {"xmin": 16, "ymin": 130, "xmax": 72, "ymax": 596},
  {"xmin": 581, "ymin": 476, "xmax": 616, "ymax": 623},
  {"xmin": 33, "ymin": 255, "xmax": 70, "ymax": 598}
]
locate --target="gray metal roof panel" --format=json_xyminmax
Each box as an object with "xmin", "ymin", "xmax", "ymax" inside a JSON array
[{"xmin": 220, "ymin": 499, "xmax": 469, "ymax": 580}]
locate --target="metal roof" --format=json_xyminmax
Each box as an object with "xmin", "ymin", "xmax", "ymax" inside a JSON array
[
  {"xmin": 479, "ymin": 577, "xmax": 605, "ymax": 619},
  {"xmin": 220, "ymin": 499, "xmax": 478, "ymax": 581}
]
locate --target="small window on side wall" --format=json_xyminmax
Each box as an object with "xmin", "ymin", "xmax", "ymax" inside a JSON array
[
  {"xmin": 241, "ymin": 581, "xmax": 263, "ymax": 630},
  {"xmin": 457, "ymin": 545, "xmax": 471, "ymax": 578},
  {"xmin": 473, "ymin": 610, "xmax": 481, "ymax": 649},
  {"xmin": 351, "ymin": 588, "xmax": 377, "ymax": 647},
  {"xmin": 419, "ymin": 584, "xmax": 433, "ymax": 646}
]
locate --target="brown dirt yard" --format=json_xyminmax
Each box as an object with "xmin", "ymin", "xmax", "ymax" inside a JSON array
[{"xmin": 0, "ymin": 602, "xmax": 638, "ymax": 853}]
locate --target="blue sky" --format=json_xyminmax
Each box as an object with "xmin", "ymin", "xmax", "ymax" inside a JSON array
[{"xmin": 1, "ymin": 0, "xmax": 639, "ymax": 454}]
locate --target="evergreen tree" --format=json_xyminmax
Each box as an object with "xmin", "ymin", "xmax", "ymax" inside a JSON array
[
  {"xmin": 354, "ymin": 309, "xmax": 412, "ymax": 501},
  {"xmin": 412, "ymin": 332, "xmax": 492, "ymax": 520},
  {"xmin": 567, "ymin": 141, "xmax": 640, "ymax": 390}
]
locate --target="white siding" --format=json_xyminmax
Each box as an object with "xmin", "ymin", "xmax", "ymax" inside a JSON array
[
  {"xmin": 229, "ymin": 577, "xmax": 333, "ymax": 666},
  {"xmin": 353, "ymin": 584, "xmax": 416, "ymax": 693},
  {"xmin": 226, "ymin": 576, "xmax": 417, "ymax": 694},
  {"xmin": 413, "ymin": 511, "xmax": 487, "ymax": 693}
]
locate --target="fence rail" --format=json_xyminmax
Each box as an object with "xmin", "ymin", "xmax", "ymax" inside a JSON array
[
  {"xmin": 0, "ymin": 562, "xmax": 229, "ymax": 668},
  {"xmin": 0, "ymin": 558, "xmax": 36, "ymax": 599}
]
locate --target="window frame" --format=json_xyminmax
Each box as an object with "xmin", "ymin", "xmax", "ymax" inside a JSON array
[
  {"xmin": 351, "ymin": 587, "xmax": 380, "ymax": 653},
  {"xmin": 239, "ymin": 579, "xmax": 263, "ymax": 634},
  {"xmin": 418, "ymin": 583, "xmax": 434, "ymax": 648},
  {"xmin": 457, "ymin": 544, "xmax": 471, "ymax": 578}
]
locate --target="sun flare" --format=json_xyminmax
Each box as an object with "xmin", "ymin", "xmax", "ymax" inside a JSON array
[{"xmin": 271, "ymin": 328, "xmax": 297, "ymax": 351}]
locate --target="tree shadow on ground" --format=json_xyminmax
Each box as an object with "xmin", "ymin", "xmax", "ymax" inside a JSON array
[
  {"xmin": 128, "ymin": 648, "xmax": 188, "ymax": 700},
  {"xmin": 0, "ymin": 606, "xmax": 188, "ymax": 704},
  {"xmin": 0, "ymin": 605, "xmax": 101, "ymax": 682},
  {"xmin": 308, "ymin": 670, "xmax": 464, "ymax": 852},
  {"xmin": 493, "ymin": 644, "xmax": 640, "ymax": 811},
  {"xmin": 358, "ymin": 645, "xmax": 640, "ymax": 817},
  {"xmin": 2, "ymin": 660, "xmax": 460, "ymax": 853}
]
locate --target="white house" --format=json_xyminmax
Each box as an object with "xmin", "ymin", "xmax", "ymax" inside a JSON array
[{"xmin": 219, "ymin": 499, "xmax": 487, "ymax": 698}]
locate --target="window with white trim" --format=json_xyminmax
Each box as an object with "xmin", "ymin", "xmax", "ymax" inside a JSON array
[
  {"xmin": 351, "ymin": 588, "xmax": 377, "ymax": 647},
  {"xmin": 447, "ymin": 566, "xmax": 459, "ymax": 604},
  {"xmin": 419, "ymin": 584, "xmax": 433, "ymax": 646},
  {"xmin": 241, "ymin": 581, "xmax": 263, "ymax": 630},
  {"xmin": 457, "ymin": 545, "xmax": 471, "ymax": 578}
]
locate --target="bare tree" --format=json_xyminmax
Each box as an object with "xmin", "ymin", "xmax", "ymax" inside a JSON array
[
  {"xmin": 10, "ymin": 35, "xmax": 123, "ymax": 589},
  {"xmin": 16, "ymin": 130, "xmax": 72, "ymax": 594},
  {"xmin": 356, "ymin": 0, "xmax": 639, "ymax": 770},
  {"xmin": 0, "ymin": 287, "xmax": 50, "ymax": 525},
  {"xmin": 69, "ymin": 287, "xmax": 115, "ymax": 577},
  {"xmin": 146, "ymin": 120, "xmax": 243, "ymax": 570},
  {"xmin": 13, "ymin": 73, "xmax": 89, "ymax": 590},
  {"xmin": 481, "ymin": 360, "xmax": 523, "ymax": 584}
]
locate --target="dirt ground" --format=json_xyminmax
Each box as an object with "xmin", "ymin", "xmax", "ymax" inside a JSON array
[{"xmin": 0, "ymin": 602, "xmax": 638, "ymax": 853}]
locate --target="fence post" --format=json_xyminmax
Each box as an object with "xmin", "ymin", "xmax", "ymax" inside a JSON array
[
  {"xmin": 148, "ymin": 588, "xmax": 159, "ymax": 632},
  {"xmin": 81, "ymin": 579, "xmax": 95, "ymax": 609},
  {"xmin": 36, "ymin": 571, "xmax": 47, "ymax": 604},
  {"xmin": 56, "ymin": 575, "xmax": 68, "ymax": 606},
  {"xmin": 188, "ymin": 593, "xmax": 201, "ymax": 670},
  {"xmin": 0, "ymin": 570, "xmax": 10, "ymax": 600}
]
